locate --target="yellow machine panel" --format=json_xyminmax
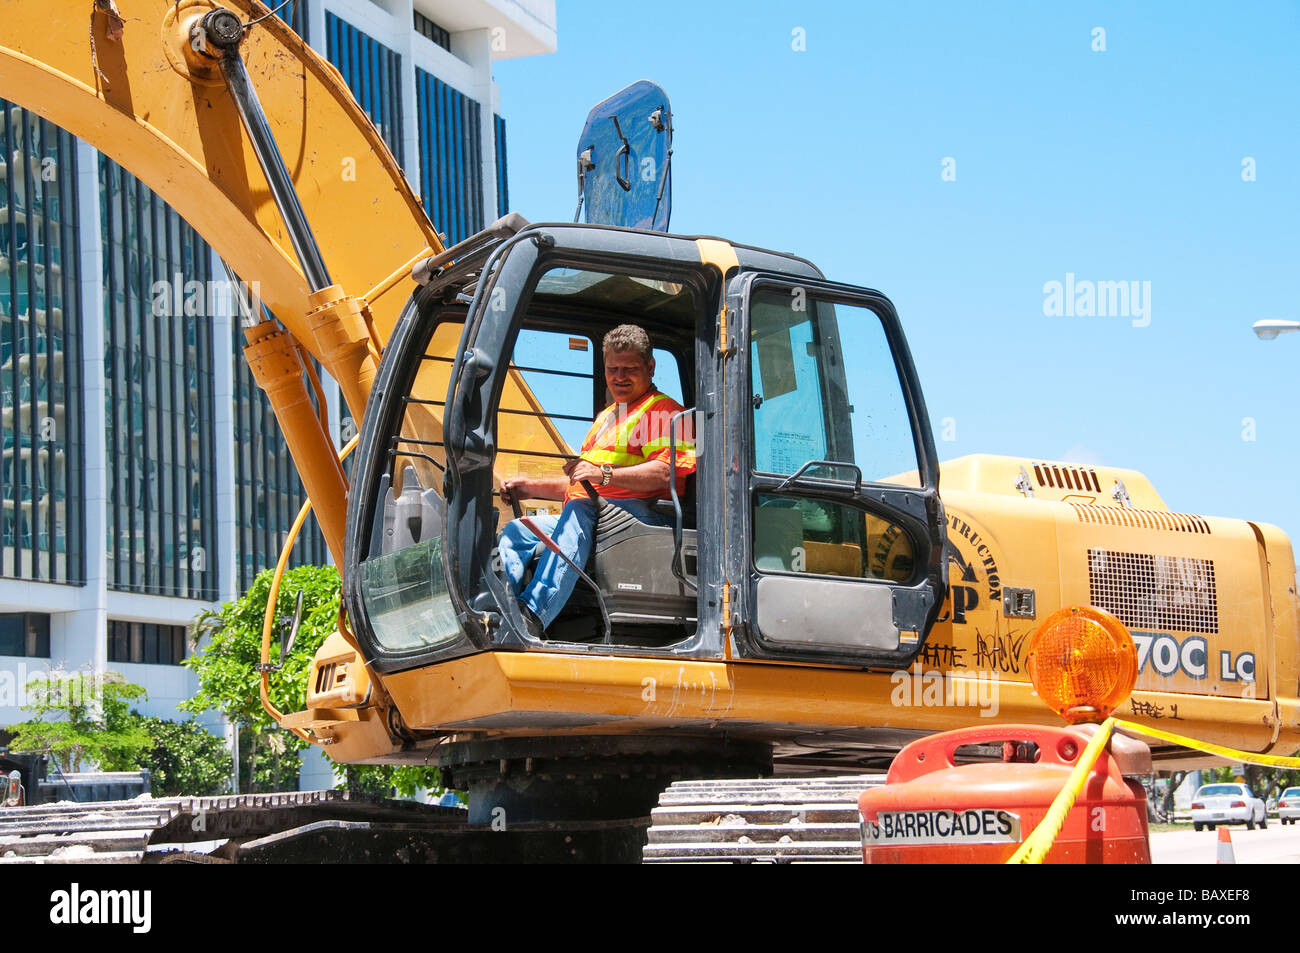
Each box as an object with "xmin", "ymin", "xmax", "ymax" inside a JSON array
[{"xmin": 923, "ymin": 455, "xmax": 1297, "ymax": 754}]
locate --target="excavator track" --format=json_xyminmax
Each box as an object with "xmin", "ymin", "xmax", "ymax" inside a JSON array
[
  {"xmin": 0, "ymin": 792, "xmax": 467, "ymax": 864},
  {"xmin": 0, "ymin": 791, "xmax": 670, "ymax": 863},
  {"xmin": 2, "ymin": 776, "xmax": 881, "ymax": 864},
  {"xmin": 643, "ymin": 775, "xmax": 882, "ymax": 863}
]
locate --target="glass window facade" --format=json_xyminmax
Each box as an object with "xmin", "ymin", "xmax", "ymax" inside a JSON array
[
  {"xmin": 416, "ymin": 71, "xmax": 484, "ymax": 245},
  {"xmin": 0, "ymin": 612, "xmax": 50, "ymax": 657},
  {"xmin": 494, "ymin": 114, "xmax": 509, "ymax": 217},
  {"xmin": 413, "ymin": 11, "xmax": 451, "ymax": 50},
  {"xmin": 0, "ymin": 100, "xmax": 84, "ymax": 585},
  {"xmin": 282, "ymin": 0, "xmax": 310, "ymax": 41},
  {"xmin": 101, "ymin": 158, "xmax": 218, "ymax": 600},
  {"xmin": 232, "ymin": 321, "xmax": 328, "ymax": 591},
  {"xmin": 1, "ymin": 11, "xmax": 510, "ymax": 611},
  {"xmin": 326, "ymin": 12, "xmax": 405, "ymax": 163},
  {"xmin": 107, "ymin": 619, "xmax": 186, "ymax": 666}
]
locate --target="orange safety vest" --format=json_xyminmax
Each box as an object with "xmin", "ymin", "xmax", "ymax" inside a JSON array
[{"xmin": 565, "ymin": 389, "xmax": 695, "ymax": 502}]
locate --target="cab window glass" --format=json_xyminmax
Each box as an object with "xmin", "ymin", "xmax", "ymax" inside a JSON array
[
  {"xmin": 651, "ymin": 348, "xmax": 683, "ymax": 405},
  {"xmin": 512, "ymin": 329, "xmax": 596, "ymax": 452},
  {"xmin": 753, "ymin": 494, "xmax": 915, "ymax": 582},
  {"xmin": 750, "ymin": 291, "xmax": 920, "ymax": 486}
]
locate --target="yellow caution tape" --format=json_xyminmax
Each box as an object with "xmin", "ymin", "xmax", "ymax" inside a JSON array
[
  {"xmin": 1006, "ymin": 717, "xmax": 1117, "ymax": 865},
  {"xmin": 1113, "ymin": 719, "xmax": 1300, "ymax": 769},
  {"xmin": 1007, "ymin": 717, "xmax": 1300, "ymax": 864}
]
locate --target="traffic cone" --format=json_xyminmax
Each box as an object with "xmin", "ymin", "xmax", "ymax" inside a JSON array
[{"xmin": 1216, "ymin": 826, "xmax": 1235, "ymax": 864}]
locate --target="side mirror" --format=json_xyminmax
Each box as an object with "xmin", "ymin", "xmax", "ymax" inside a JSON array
[{"xmin": 281, "ymin": 589, "xmax": 305, "ymax": 661}]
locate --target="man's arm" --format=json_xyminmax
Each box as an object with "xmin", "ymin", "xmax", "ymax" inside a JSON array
[
  {"xmin": 500, "ymin": 475, "xmax": 570, "ymax": 503},
  {"xmin": 567, "ymin": 459, "xmax": 671, "ymax": 495}
]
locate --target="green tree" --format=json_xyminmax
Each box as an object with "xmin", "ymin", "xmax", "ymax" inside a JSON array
[
  {"xmin": 182, "ymin": 564, "xmax": 440, "ymax": 797},
  {"xmin": 1203, "ymin": 763, "xmax": 1300, "ymax": 803},
  {"xmin": 8, "ymin": 671, "xmax": 150, "ymax": 773},
  {"xmin": 132, "ymin": 716, "xmax": 234, "ymax": 796},
  {"xmin": 341, "ymin": 763, "xmax": 445, "ymax": 799},
  {"xmin": 1243, "ymin": 764, "xmax": 1300, "ymax": 805},
  {"xmin": 181, "ymin": 565, "xmax": 336, "ymax": 792}
]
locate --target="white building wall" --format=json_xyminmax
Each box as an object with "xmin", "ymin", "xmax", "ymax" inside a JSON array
[{"xmin": 323, "ymin": 0, "xmax": 520, "ymax": 230}]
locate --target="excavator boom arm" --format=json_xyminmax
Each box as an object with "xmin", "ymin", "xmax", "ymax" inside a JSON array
[
  {"xmin": 0, "ymin": 0, "xmax": 447, "ymax": 559},
  {"xmin": 0, "ymin": 0, "xmax": 440, "ymax": 361}
]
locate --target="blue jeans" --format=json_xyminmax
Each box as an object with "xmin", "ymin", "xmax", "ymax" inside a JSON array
[{"xmin": 498, "ymin": 497, "xmax": 670, "ymax": 628}]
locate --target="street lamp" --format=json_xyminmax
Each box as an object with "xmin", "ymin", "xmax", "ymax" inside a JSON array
[{"xmin": 1253, "ymin": 320, "xmax": 1300, "ymax": 341}]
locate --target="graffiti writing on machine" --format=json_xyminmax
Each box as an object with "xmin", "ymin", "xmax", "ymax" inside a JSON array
[
  {"xmin": 973, "ymin": 629, "xmax": 1028, "ymax": 674},
  {"xmin": 1130, "ymin": 631, "xmax": 1254, "ymax": 684},
  {"xmin": 1129, "ymin": 699, "xmax": 1182, "ymax": 720}
]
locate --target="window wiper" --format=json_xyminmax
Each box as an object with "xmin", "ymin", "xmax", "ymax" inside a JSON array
[
  {"xmin": 774, "ymin": 459, "xmax": 863, "ymax": 494},
  {"xmin": 612, "ymin": 116, "xmax": 631, "ymax": 192}
]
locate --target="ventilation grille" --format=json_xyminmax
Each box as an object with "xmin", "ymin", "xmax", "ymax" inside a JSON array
[
  {"xmin": 315, "ymin": 662, "xmax": 338, "ymax": 695},
  {"xmin": 1034, "ymin": 463, "xmax": 1101, "ymax": 493},
  {"xmin": 1071, "ymin": 503, "xmax": 1211, "ymax": 534},
  {"xmin": 1088, "ymin": 549, "xmax": 1218, "ymax": 634}
]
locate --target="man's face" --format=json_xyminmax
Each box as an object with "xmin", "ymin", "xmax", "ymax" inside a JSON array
[{"xmin": 604, "ymin": 349, "xmax": 654, "ymax": 404}]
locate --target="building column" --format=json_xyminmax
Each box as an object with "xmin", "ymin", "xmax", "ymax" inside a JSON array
[
  {"xmin": 57, "ymin": 140, "xmax": 108, "ymax": 673},
  {"xmin": 451, "ymin": 28, "xmax": 499, "ymax": 225},
  {"xmin": 309, "ymin": 0, "xmax": 327, "ymax": 61},
  {"xmin": 209, "ymin": 249, "xmax": 239, "ymax": 605},
  {"xmin": 391, "ymin": 0, "xmax": 422, "ymax": 198}
]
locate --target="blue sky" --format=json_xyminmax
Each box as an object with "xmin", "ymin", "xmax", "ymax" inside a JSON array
[{"xmin": 494, "ymin": 2, "xmax": 1300, "ymax": 542}]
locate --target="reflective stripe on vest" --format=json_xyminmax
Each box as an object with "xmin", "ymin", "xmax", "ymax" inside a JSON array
[{"xmin": 582, "ymin": 392, "xmax": 683, "ymax": 467}]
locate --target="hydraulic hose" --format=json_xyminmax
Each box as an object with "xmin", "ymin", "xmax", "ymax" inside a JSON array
[{"xmin": 258, "ymin": 434, "xmax": 359, "ymax": 736}]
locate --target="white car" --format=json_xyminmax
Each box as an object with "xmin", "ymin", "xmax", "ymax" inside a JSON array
[
  {"xmin": 1279, "ymin": 787, "xmax": 1300, "ymax": 826},
  {"xmin": 1190, "ymin": 783, "xmax": 1266, "ymax": 831}
]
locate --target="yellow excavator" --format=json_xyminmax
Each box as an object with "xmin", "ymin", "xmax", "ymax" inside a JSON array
[{"xmin": 2, "ymin": 2, "xmax": 1296, "ymax": 862}]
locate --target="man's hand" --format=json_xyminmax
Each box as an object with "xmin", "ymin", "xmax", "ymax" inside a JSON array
[
  {"xmin": 499, "ymin": 476, "xmax": 533, "ymax": 504},
  {"xmin": 567, "ymin": 460, "xmax": 605, "ymax": 487}
]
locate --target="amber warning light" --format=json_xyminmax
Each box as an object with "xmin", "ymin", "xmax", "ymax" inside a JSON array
[{"xmin": 1025, "ymin": 606, "xmax": 1138, "ymax": 724}]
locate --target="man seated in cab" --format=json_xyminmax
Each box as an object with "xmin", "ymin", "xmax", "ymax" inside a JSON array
[{"xmin": 498, "ymin": 324, "xmax": 694, "ymax": 636}]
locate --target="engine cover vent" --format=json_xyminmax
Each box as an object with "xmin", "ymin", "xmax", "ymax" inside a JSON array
[
  {"xmin": 1088, "ymin": 549, "xmax": 1218, "ymax": 634},
  {"xmin": 1034, "ymin": 462, "xmax": 1101, "ymax": 493},
  {"xmin": 1071, "ymin": 503, "xmax": 1211, "ymax": 534}
]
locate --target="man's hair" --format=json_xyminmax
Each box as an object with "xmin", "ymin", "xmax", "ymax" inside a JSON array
[{"xmin": 602, "ymin": 324, "xmax": 652, "ymax": 364}]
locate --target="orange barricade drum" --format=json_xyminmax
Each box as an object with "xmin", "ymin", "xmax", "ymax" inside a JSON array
[{"xmin": 858, "ymin": 723, "xmax": 1151, "ymax": 864}]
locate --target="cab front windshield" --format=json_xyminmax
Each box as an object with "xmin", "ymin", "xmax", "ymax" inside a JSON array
[{"xmin": 357, "ymin": 266, "xmax": 696, "ymax": 656}]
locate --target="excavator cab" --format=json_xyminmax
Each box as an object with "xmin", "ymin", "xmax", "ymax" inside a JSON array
[{"xmin": 343, "ymin": 222, "xmax": 948, "ymax": 675}]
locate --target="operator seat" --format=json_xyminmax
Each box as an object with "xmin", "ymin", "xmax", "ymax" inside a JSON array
[
  {"xmin": 512, "ymin": 474, "xmax": 697, "ymax": 634},
  {"xmin": 585, "ymin": 473, "xmax": 697, "ymax": 626}
]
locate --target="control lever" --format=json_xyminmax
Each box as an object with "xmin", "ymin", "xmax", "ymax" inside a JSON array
[
  {"xmin": 497, "ymin": 485, "xmax": 525, "ymax": 520},
  {"xmin": 517, "ymin": 514, "xmax": 612, "ymax": 643},
  {"xmin": 497, "ymin": 479, "xmax": 612, "ymax": 642}
]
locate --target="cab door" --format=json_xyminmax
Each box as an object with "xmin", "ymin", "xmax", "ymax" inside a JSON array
[{"xmin": 724, "ymin": 273, "xmax": 947, "ymax": 667}]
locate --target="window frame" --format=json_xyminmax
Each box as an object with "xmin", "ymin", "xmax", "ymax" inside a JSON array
[{"xmin": 726, "ymin": 271, "xmax": 947, "ymax": 668}]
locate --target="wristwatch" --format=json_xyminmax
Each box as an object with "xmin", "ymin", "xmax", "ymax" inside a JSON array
[{"xmin": 600, "ymin": 464, "xmax": 613, "ymax": 486}]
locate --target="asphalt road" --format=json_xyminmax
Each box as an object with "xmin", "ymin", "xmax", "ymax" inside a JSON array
[{"xmin": 1150, "ymin": 823, "xmax": 1300, "ymax": 864}]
